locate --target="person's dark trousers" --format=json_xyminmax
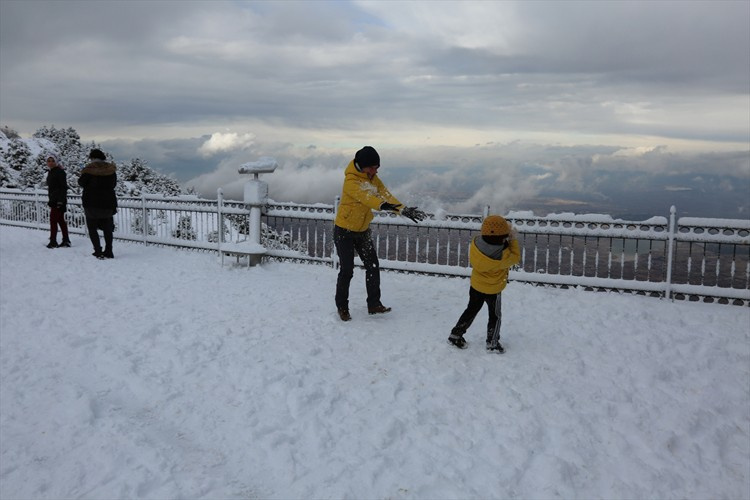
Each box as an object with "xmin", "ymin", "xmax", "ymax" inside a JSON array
[
  {"xmin": 451, "ymin": 286, "xmax": 501, "ymax": 339},
  {"xmin": 334, "ymin": 225, "xmax": 381, "ymax": 310},
  {"xmin": 49, "ymin": 206, "xmax": 69, "ymax": 242},
  {"xmin": 86, "ymin": 216, "xmax": 114, "ymax": 254}
]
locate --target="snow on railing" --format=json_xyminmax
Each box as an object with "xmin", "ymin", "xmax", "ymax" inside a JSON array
[{"xmin": 1, "ymin": 188, "xmax": 748, "ymax": 305}]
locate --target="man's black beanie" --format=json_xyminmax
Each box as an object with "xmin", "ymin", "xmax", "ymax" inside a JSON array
[{"xmin": 354, "ymin": 146, "xmax": 380, "ymax": 169}]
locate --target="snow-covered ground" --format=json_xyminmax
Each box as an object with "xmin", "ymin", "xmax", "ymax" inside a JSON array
[{"xmin": 1, "ymin": 225, "xmax": 748, "ymax": 500}]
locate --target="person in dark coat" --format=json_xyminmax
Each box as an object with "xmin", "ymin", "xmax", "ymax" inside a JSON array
[
  {"xmin": 78, "ymin": 149, "xmax": 117, "ymax": 259},
  {"xmin": 45, "ymin": 154, "xmax": 70, "ymax": 248}
]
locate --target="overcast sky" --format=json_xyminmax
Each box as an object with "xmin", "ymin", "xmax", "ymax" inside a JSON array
[{"xmin": 1, "ymin": 0, "xmax": 748, "ymax": 215}]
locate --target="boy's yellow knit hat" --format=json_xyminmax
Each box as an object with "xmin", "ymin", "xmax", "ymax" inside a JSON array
[{"xmin": 481, "ymin": 215, "xmax": 510, "ymax": 236}]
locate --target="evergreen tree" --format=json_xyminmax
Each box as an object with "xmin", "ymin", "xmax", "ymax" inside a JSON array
[
  {"xmin": 172, "ymin": 215, "xmax": 197, "ymax": 240},
  {"xmin": 227, "ymin": 213, "xmax": 249, "ymax": 235},
  {"xmin": 130, "ymin": 211, "xmax": 156, "ymax": 236},
  {"xmin": 261, "ymin": 223, "xmax": 308, "ymax": 253},
  {"xmin": 207, "ymin": 219, "xmax": 229, "ymax": 243},
  {"xmin": 4, "ymin": 125, "xmax": 185, "ymax": 198},
  {"xmin": 225, "ymin": 214, "xmax": 306, "ymax": 253},
  {"xmin": 0, "ymin": 134, "xmax": 12, "ymax": 187},
  {"xmin": 0, "ymin": 126, "xmax": 20, "ymax": 140},
  {"xmin": 33, "ymin": 126, "xmax": 88, "ymax": 187},
  {"xmin": 18, "ymin": 151, "xmax": 49, "ymax": 188},
  {"xmin": 117, "ymin": 157, "xmax": 182, "ymax": 197},
  {"xmin": 0, "ymin": 163, "xmax": 11, "ymax": 187},
  {"xmin": 2, "ymin": 139, "xmax": 31, "ymax": 172}
]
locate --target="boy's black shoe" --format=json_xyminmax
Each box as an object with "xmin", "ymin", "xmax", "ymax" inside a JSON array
[
  {"xmin": 59, "ymin": 240, "xmax": 71, "ymax": 248},
  {"xmin": 46, "ymin": 240, "xmax": 58, "ymax": 249},
  {"xmin": 368, "ymin": 304, "xmax": 391, "ymax": 315},
  {"xmin": 448, "ymin": 335, "xmax": 467, "ymax": 349},
  {"xmin": 338, "ymin": 309, "xmax": 351, "ymax": 321},
  {"xmin": 92, "ymin": 250, "xmax": 103, "ymax": 258},
  {"xmin": 102, "ymin": 250, "xmax": 114, "ymax": 259},
  {"xmin": 487, "ymin": 342, "xmax": 505, "ymax": 354}
]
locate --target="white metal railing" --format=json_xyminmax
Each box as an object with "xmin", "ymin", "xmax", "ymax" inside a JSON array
[
  {"xmin": 259, "ymin": 200, "xmax": 750, "ymax": 305},
  {"xmin": 0, "ymin": 188, "xmax": 261, "ymax": 254},
  {"xmin": 1, "ymin": 188, "xmax": 748, "ymax": 305}
]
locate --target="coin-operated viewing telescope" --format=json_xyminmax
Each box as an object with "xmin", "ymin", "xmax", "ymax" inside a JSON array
[{"xmin": 238, "ymin": 157, "xmax": 278, "ymax": 265}]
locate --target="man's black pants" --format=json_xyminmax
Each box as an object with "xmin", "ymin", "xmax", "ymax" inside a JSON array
[
  {"xmin": 86, "ymin": 216, "xmax": 114, "ymax": 253},
  {"xmin": 334, "ymin": 226, "xmax": 381, "ymax": 310}
]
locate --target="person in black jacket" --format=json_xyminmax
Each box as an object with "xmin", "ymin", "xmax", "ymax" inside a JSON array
[
  {"xmin": 78, "ymin": 149, "xmax": 117, "ymax": 259},
  {"xmin": 45, "ymin": 154, "xmax": 71, "ymax": 248}
]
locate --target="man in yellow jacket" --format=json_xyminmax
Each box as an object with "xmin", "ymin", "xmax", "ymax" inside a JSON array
[
  {"xmin": 448, "ymin": 215, "xmax": 521, "ymax": 352},
  {"xmin": 334, "ymin": 146, "xmax": 426, "ymax": 321}
]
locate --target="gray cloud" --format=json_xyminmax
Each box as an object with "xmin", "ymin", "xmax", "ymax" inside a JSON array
[
  {"xmin": 2, "ymin": 0, "xmax": 747, "ymax": 141},
  {"xmin": 1, "ymin": 1, "xmax": 748, "ymax": 219},
  {"xmin": 99, "ymin": 136, "xmax": 214, "ymax": 181}
]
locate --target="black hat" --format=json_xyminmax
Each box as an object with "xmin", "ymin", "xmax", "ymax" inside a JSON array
[
  {"xmin": 89, "ymin": 148, "xmax": 106, "ymax": 160},
  {"xmin": 354, "ymin": 146, "xmax": 380, "ymax": 169}
]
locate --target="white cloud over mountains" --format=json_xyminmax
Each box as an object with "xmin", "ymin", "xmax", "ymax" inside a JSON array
[{"xmin": 198, "ymin": 132, "xmax": 256, "ymax": 157}]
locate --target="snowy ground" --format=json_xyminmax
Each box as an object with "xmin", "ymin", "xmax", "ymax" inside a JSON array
[{"xmin": 1, "ymin": 225, "xmax": 748, "ymax": 500}]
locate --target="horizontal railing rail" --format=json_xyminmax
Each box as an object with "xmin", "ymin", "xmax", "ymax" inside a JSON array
[{"xmin": 1, "ymin": 188, "xmax": 748, "ymax": 305}]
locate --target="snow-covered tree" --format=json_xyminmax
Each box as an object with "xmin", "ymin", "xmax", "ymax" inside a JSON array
[
  {"xmin": 33, "ymin": 125, "xmax": 90, "ymax": 191},
  {"xmin": 130, "ymin": 211, "xmax": 156, "ymax": 236},
  {"xmin": 0, "ymin": 163, "xmax": 12, "ymax": 187},
  {"xmin": 226, "ymin": 213, "xmax": 249, "ymax": 235},
  {"xmin": 207, "ymin": 221, "xmax": 230, "ymax": 243},
  {"xmin": 3, "ymin": 125, "xmax": 184, "ymax": 198},
  {"xmin": 172, "ymin": 215, "xmax": 197, "ymax": 240},
  {"xmin": 1, "ymin": 126, "xmax": 20, "ymax": 140},
  {"xmin": 225, "ymin": 213, "xmax": 308, "ymax": 253},
  {"xmin": 18, "ymin": 152, "xmax": 48, "ymax": 188},
  {"xmin": 262, "ymin": 224, "xmax": 308, "ymax": 254},
  {"xmin": 118, "ymin": 157, "xmax": 182, "ymax": 197},
  {"xmin": 2, "ymin": 139, "xmax": 31, "ymax": 172},
  {"xmin": 33, "ymin": 126, "xmax": 85, "ymax": 167}
]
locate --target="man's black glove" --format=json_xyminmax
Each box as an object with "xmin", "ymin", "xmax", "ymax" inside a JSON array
[
  {"xmin": 380, "ymin": 202, "xmax": 402, "ymax": 212},
  {"xmin": 401, "ymin": 206, "xmax": 427, "ymax": 223}
]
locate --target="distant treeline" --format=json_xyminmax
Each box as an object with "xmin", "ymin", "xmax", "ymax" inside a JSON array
[{"xmin": 0, "ymin": 125, "xmax": 186, "ymax": 197}]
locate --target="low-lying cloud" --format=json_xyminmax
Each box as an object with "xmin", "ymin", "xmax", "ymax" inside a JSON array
[
  {"xmin": 198, "ymin": 132, "xmax": 256, "ymax": 157},
  {"xmin": 181, "ymin": 138, "xmax": 749, "ymax": 218},
  {"xmin": 186, "ymin": 143, "xmax": 348, "ymax": 203}
]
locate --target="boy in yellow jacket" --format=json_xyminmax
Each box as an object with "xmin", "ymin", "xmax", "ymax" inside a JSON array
[
  {"xmin": 448, "ymin": 215, "xmax": 521, "ymax": 352},
  {"xmin": 333, "ymin": 146, "xmax": 426, "ymax": 321}
]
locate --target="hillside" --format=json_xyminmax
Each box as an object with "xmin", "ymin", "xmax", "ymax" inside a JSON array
[{"xmin": 0, "ymin": 128, "xmax": 183, "ymax": 196}]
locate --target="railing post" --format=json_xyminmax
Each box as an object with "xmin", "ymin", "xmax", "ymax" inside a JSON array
[
  {"xmin": 141, "ymin": 193, "xmax": 148, "ymax": 244},
  {"xmin": 34, "ymin": 188, "xmax": 42, "ymax": 229},
  {"xmin": 217, "ymin": 188, "xmax": 224, "ymax": 266},
  {"xmin": 332, "ymin": 196, "xmax": 340, "ymax": 268},
  {"xmin": 483, "ymin": 205, "xmax": 490, "ymax": 219},
  {"xmin": 665, "ymin": 205, "xmax": 677, "ymax": 301}
]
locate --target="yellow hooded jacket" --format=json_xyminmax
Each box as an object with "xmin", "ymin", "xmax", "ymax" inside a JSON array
[
  {"xmin": 469, "ymin": 236, "xmax": 521, "ymax": 294},
  {"xmin": 334, "ymin": 160, "xmax": 402, "ymax": 232}
]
